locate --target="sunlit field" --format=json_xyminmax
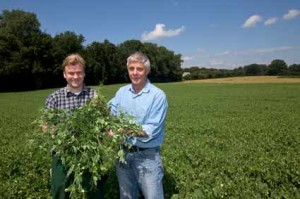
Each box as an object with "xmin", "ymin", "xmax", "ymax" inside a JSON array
[{"xmin": 1, "ymin": 78, "xmax": 299, "ymax": 198}]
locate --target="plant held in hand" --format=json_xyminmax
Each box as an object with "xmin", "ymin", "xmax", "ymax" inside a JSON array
[{"xmin": 34, "ymin": 90, "xmax": 141, "ymax": 198}]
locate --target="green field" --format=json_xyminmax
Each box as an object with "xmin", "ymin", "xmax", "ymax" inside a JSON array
[{"xmin": 1, "ymin": 83, "xmax": 300, "ymax": 198}]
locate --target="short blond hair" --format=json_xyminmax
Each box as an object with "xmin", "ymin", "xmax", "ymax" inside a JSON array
[{"xmin": 62, "ymin": 54, "xmax": 85, "ymax": 70}]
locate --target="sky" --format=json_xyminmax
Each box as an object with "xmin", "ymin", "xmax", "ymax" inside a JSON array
[{"xmin": 1, "ymin": 0, "xmax": 300, "ymax": 69}]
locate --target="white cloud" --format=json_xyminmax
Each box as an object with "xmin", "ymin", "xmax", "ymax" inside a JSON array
[
  {"xmin": 253, "ymin": 46, "xmax": 292, "ymax": 53},
  {"xmin": 283, "ymin": 9, "xmax": 300, "ymax": 20},
  {"xmin": 264, "ymin": 17, "xmax": 277, "ymax": 26},
  {"xmin": 141, "ymin": 24, "xmax": 185, "ymax": 41},
  {"xmin": 182, "ymin": 56, "xmax": 194, "ymax": 61},
  {"xmin": 216, "ymin": 51, "xmax": 231, "ymax": 56},
  {"xmin": 196, "ymin": 48, "xmax": 207, "ymax": 53},
  {"xmin": 242, "ymin": 15, "xmax": 263, "ymax": 28},
  {"xmin": 232, "ymin": 46, "xmax": 292, "ymax": 55},
  {"xmin": 209, "ymin": 60, "xmax": 225, "ymax": 68}
]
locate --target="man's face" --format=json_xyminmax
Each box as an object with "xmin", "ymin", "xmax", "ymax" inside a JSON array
[
  {"xmin": 63, "ymin": 63, "xmax": 85, "ymax": 91},
  {"xmin": 127, "ymin": 61, "xmax": 149, "ymax": 90}
]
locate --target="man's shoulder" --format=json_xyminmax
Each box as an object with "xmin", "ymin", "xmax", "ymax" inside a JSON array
[
  {"xmin": 48, "ymin": 87, "xmax": 66, "ymax": 97},
  {"xmin": 117, "ymin": 84, "xmax": 131, "ymax": 92},
  {"xmin": 83, "ymin": 86, "xmax": 97, "ymax": 93},
  {"xmin": 148, "ymin": 83, "xmax": 166, "ymax": 96},
  {"xmin": 45, "ymin": 87, "xmax": 66, "ymax": 107}
]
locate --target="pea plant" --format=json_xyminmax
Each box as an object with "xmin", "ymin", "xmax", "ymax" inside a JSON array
[{"xmin": 34, "ymin": 91, "xmax": 141, "ymax": 198}]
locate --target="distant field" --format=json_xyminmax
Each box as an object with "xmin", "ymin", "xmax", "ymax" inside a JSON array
[{"xmin": 184, "ymin": 76, "xmax": 300, "ymax": 83}]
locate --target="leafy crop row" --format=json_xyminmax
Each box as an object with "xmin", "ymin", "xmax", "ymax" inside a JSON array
[{"xmin": 0, "ymin": 83, "xmax": 299, "ymax": 198}]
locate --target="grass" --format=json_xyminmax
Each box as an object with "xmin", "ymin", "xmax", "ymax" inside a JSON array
[{"xmin": 0, "ymin": 79, "xmax": 300, "ymax": 198}]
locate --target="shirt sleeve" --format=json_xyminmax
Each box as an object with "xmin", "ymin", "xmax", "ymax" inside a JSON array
[
  {"xmin": 108, "ymin": 90, "xmax": 120, "ymax": 116},
  {"xmin": 138, "ymin": 91, "xmax": 168, "ymax": 143},
  {"xmin": 45, "ymin": 95, "xmax": 56, "ymax": 109}
]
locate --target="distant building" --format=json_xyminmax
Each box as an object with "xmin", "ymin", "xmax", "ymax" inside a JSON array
[{"xmin": 182, "ymin": 72, "xmax": 191, "ymax": 77}]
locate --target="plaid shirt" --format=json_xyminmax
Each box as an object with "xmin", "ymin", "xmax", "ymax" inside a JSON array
[{"xmin": 45, "ymin": 86, "xmax": 96, "ymax": 110}]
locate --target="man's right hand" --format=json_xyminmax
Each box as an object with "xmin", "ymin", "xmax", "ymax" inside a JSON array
[{"xmin": 42, "ymin": 122, "xmax": 56, "ymax": 135}]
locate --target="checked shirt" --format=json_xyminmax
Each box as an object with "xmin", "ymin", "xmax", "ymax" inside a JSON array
[{"xmin": 45, "ymin": 86, "xmax": 96, "ymax": 110}]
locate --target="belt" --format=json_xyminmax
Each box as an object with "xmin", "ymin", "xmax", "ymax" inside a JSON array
[{"xmin": 126, "ymin": 145, "xmax": 149, "ymax": 152}]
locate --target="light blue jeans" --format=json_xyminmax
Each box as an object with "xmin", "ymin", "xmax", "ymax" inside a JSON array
[{"xmin": 116, "ymin": 147, "xmax": 164, "ymax": 199}]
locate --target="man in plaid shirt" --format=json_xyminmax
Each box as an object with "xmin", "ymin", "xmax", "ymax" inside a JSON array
[{"xmin": 44, "ymin": 54, "xmax": 104, "ymax": 199}]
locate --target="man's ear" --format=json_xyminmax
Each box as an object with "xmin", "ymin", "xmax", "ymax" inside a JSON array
[{"xmin": 63, "ymin": 72, "xmax": 66, "ymax": 78}]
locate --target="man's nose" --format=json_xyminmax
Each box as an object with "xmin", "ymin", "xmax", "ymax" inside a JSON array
[{"xmin": 132, "ymin": 69, "xmax": 138, "ymax": 74}]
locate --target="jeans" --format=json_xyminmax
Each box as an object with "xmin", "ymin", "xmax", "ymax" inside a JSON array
[{"xmin": 116, "ymin": 147, "xmax": 164, "ymax": 199}]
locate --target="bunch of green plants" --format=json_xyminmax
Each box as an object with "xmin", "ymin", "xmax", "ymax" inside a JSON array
[{"xmin": 33, "ymin": 91, "xmax": 141, "ymax": 198}]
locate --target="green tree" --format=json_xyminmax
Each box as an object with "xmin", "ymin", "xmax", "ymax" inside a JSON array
[
  {"xmin": 288, "ymin": 64, "xmax": 300, "ymax": 75},
  {"xmin": 142, "ymin": 42, "xmax": 182, "ymax": 82},
  {"xmin": 0, "ymin": 9, "xmax": 44, "ymax": 91},
  {"xmin": 30, "ymin": 32, "xmax": 56, "ymax": 89},
  {"xmin": 268, "ymin": 59, "xmax": 288, "ymax": 75},
  {"xmin": 52, "ymin": 31, "xmax": 85, "ymax": 75},
  {"xmin": 244, "ymin": 64, "xmax": 267, "ymax": 76},
  {"xmin": 84, "ymin": 39, "xmax": 117, "ymax": 85},
  {"xmin": 0, "ymin": 9, "xmax": 40, "ymax": 44}
]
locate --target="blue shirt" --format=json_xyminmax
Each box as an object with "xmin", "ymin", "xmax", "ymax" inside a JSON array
[{"xmin": 109, "ymin": 80, "xmax": 168, "ymax": 148}]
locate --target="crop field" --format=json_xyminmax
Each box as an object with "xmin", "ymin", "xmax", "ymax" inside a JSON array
[{"xmin": 0, "ymin": 78, "xmax": 300, "ymax": 198}]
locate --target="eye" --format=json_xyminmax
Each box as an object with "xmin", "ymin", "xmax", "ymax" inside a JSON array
[{"xmin": 137, "ymin": 68, "xmax": 144, "ymax": 72}]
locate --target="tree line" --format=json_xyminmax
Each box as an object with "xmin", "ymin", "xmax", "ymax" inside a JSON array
[
  {"xmin": 183, "ymin": 60, "xmax": 300, "ymax": 80},
  {"xmin": 0, "ymin": 9, "xmax": 182, "ymax": 91},
  {"xmin": 1, "ymin": 9, "xmax": 299, "ymax": 92}
]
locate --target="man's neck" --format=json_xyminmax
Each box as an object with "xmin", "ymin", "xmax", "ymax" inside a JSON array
[
  {"xmin": 68, "ymin": 85, "xmax": 84, "ymax": 93},
  {"xmin": 132, "ymin": 81, "xmax": 147, "ymax": 94}
]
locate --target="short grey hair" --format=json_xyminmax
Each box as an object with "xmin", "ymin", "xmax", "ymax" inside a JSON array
[{"xmin": 126, "ymin": 52, "xmax": 151, "ymax": 71}]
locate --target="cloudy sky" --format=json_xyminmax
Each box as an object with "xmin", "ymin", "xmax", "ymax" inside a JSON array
[{"xmin": 1, "ymin": 0, "xmax": 300, "ymax": 69}]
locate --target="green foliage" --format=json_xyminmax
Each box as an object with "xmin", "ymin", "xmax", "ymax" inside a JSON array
[
  {"xmin": 1, "ymin": 80, "xmax": 300, "ymax": 198},
  {"xmin": 161, "ymin": 83, "xmax": 300, "ymax": 198},
  {"xmin": 84, "ymin": 40, "xmax": 118, "ymax": 85},
  {"xmin": 33, "ymin": 89, "xmax": 141, "ymax": 198},
  {"xmin": 268, "ymin": 59, "xmax": 288, "ymax": 75},
  {"xmin": 0, "ymin": 90, "xmax": 50, "ymax": 198},
  {"xmin": 0, "ymin": 9, "xmax": 41, "ymax": 40}
]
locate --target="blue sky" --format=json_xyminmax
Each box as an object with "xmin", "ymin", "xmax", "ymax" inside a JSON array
[{"xmin": 1, "ymin": 0, "xmax": 300, "ymax": 69}]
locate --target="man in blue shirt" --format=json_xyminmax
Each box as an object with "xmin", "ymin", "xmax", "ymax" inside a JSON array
[{"xmin": 109, "ymin": 52, "xmax": 168, "ymax": 199}]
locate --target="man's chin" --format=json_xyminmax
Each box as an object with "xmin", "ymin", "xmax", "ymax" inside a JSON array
[
  {"xmin": 70, "ymin": 83, "xmax": 82, "ymax": 89},
  {"xmin": 131, "ymin": 81, "xmax": 140, "ymax": 86},
  {"xmin": 131, "ymin": 78, "xmax": 140, "ymax": 83}
]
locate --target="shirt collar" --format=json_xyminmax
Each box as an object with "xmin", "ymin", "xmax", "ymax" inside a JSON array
[
  {"xmin": 65, "ymin": 85, "xmax": 87, "ymax": 97},
  {"xmin": 129, "ymin": 79, "xmax": 150, "ymax": 94}
]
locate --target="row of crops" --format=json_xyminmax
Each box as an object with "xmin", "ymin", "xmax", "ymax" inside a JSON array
[{"xmin": 0, "ymin": 83, "xmax": 299, "ymax": 198}]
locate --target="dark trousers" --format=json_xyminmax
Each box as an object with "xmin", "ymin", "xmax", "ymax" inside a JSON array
[{"xmin": 51, "ymin": 155, "xmax": 106, "ymax": 199}]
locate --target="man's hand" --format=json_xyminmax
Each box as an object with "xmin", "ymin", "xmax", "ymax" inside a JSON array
[
  {"xmin": 107, "ymin": 129, "xmax": 114, "ymax": 137},
  {"xmin": 42, "ymin": 122, "xmax": 56, "ymax": 135},
  {"xmin": 117, "ymin": 128, "xmax": 148, "ymax": 137},
  {"xmin": 135, "ymin": 130, "xmax": 148, "ymax": 137}
]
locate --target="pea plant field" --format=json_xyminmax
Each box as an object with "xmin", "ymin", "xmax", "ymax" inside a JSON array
[{"xmin": 0, "ymin": 81, "xmax": 299, "ymax": 198}]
